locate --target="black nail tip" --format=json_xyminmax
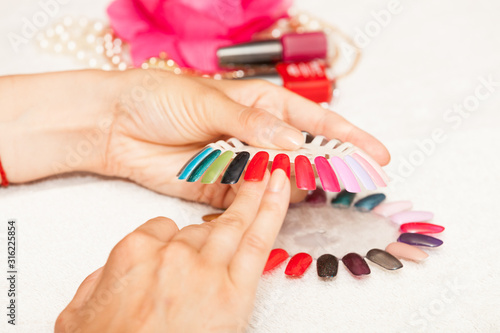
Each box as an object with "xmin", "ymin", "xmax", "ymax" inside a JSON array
[
  {"xmin": 221, "ymin": 151, "xmax": 250, "ymax": 184},
  {"xmin": 366, "ymin": 249, "xmax": 403, "ymax": 270},
  {"xmin": 317, "ymin": 254, "xmax": 339, "ymax": 278}
]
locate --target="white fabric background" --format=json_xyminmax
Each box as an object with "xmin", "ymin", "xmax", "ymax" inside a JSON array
[{"xmin": 1, "ymin": 0, "xmax": 500, "ymax": 332}]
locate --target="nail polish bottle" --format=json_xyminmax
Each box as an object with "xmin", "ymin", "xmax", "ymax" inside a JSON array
[
  {"xmin": 276, "ymin": 60, "xmax": 335, "ymax": 103},
  {"xmin": 217, "ymin": 32, "xmax": 328, "ymax": 67}
]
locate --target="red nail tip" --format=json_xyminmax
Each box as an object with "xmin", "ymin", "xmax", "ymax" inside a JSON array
[
  {"xmin": 400, "ymin": 222, "xmax": 445, "ymax": 234},
  {"xmin": 271, "ymin": 154, "xmax": 291, "ymax": 179},
  {"xmin": 244, "ymin": 151, "xmax": 269, "ymax": 181},
  {"xmin": 285, "ymin": 252, "xmax": 313, "ymax": 277},
  {"xmin": 314, "ymin": 156, "xmax": 341, "ymax": 192},
  {"xmin": 294, "ymin": 155, "xmax": 316, "ymax": 190},
  {"xmin": 263, "ymin": 249, "xmax": 289, "ymax": 273}
]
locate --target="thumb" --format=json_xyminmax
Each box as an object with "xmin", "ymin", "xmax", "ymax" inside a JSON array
[{"xmin": 211, "ymin": 100, "xmax": 304, "ymax": 150}]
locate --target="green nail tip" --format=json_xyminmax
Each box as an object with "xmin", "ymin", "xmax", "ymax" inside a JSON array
[
  {"xmin": 331, "ymin": 190, "xmax": 356, "ymax": 208},
  {"xmin": 201, "ymin": 151, "xmax": 234, "ymax": 184}
]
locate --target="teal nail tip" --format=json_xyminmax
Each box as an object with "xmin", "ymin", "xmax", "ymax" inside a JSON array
[
  {"xmin": 331, "ymin": 190, "xmax": 356, "ymax": 208},
  {"xmin": 354, "ymin": 193, "xmax": 386, "ymax": 212},
  {"xmin": 187, "ymin": 150, "xmax": 221, "ymax": 182},
  {"xmin": 178, "ymin": 147, "xmax": 214, "ymax": 180}
]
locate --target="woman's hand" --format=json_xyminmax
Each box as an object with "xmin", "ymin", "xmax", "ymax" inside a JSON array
[
  {"xmin": 0, "ymin": 70, "xmax": 390, "ymax": 207},
  {"xmin": 55, "ymin": 169, "xmax": 290, "ymax": 333}
]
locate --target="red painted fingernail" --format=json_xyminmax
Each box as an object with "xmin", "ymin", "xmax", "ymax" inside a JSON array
[
  {"xmin": 295, "ymin": 155, "xmax": 316, "ymax": 190},
  {"xmin": 271, "ymin": 154, "xmax": 290, "ymax": 179},
  {"xmin": 263, "ymin": 248, "xmax": 289, "ymax": 273},
  {"xmin": 285, "ymin": 252, "xmax": 313, "ymax": 277},
  {"xmin": 244, "ymin": 151, "xmax": 269, "ymax": 181}
]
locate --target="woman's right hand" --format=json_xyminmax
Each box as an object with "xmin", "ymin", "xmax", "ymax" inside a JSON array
[{"xmin": 55, "ymin": 169, "xmax": 290, "ymax": 332}]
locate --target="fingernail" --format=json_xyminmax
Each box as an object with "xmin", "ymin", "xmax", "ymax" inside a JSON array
[
  {"xmin": 271, "ymin": 126, "xmax": 304, "ymax": 150},
  {"xmin": 268, "ymin": 168, "xmax": 287, "ymax": 192}
]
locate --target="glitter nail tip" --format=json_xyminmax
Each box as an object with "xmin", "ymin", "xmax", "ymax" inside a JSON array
[
  {"xmin": 264, "ymin": 249, "xmax": 289, "ymax": 273},
  {"xmin": 366, "ymin": 249, "xmax": 403, "ymax": 270},
  {"xmin": 372, "ymin": 201, "xmax": 413, "ymax": 217},
  {"xmin": 354, "ymin": 193, "xmax": 386, "ymax": 212},
  {"xmin": 305, "ymin": 188, "xmax": 327, "ymax": 204},
  {"xmin": 390, "ymin": 211, "xmax": 434, "ymax": 224},
  {"xmin": 385, "ymin": 242, "xmax": 429, "ymax": 262},
  {"xmin": 316, "ymin": 254, "xmax": 339, "ymax": 278},
  {"xmin": 285, "ymin": 252, "xmax": 313, "ymax": 277},
  {"xmin": 342, "ymin": 253, "xmax": 371, "ymax": 276},
  {"xmin": 331, "ymin": 190, "xmax": 356, "ymax": 208},
  {"xmin": 397, "ymin": 233, "xmax": 443, "ymax": 247},
  {"xmin": 400, "ymin": 222, "xmax": 445, "ymax": 234}
]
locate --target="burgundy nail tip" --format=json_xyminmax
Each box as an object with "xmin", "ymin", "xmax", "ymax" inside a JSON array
[
  {"xmin": 397, "ymin": 233, "xmax": 443, "ymax": 247},
  {"xmin": 295, "ymin": 155, "xmax": 316, "ymax": 190},
  {"xmin": 285, "ymin": 252, "xmax": 313, "ymax": 277},
  {"xmin": 342, "ymin": 253, "xmax": 371, "ymax": 276},
  {"xmin": 244, "ymin": 151, "xmax": 269, "ymax": 181},
  {"xmin": 305, "ymin": 188, "xmax": 327, "ymax": 204},
  {"xmin": 263, "ymin": 249, "xmax": 289, "ymax": 273}
]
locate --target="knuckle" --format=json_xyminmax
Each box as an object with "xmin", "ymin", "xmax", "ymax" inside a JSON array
[
  {"xmin": 110, "ymin": 232, "xmax": 149, "ymax": 261},
  {"xmin": 241, "ymin": 232, "xmax": 268, "ymax": 255},
  {"xmin": 216, "ymin": 212, "xmax": 247, "ymax": 230},
  {"xmin": 160, "ymin": 241, "xmax": 194, "ymax": 262}
]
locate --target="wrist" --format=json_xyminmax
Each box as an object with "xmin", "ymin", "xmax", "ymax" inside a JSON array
[{"xmin": 0, "ymin": 70, "xmax": 119, "ymax": 183}]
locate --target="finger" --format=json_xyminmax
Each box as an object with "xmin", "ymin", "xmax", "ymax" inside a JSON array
[
  {"xmin": 133, "ymin": 216, "xmax": 179, "ymax": 243},
  {"xmin": 284, "ymin": 91, "xmax": 390, "ymax": 165},
  {"xmin": 201, "ymin": 171, "xmax": 270, "ymax": 263},
  {"xmin": 208, "ymin": 97, "xmax": 304, "ymax": 151},
  {"xmin": 65, "ymin": 267, "xmax": 104, "ymax": 310},
  {"xmin": 230, "ymin": 169, "xmax": 290, "ymax": 288},
  {"xmin": 170, "ymin": 223, "xmax": 215, "ymax": 251},
  {"xmin": 202, "ymin": 78, "xmax": 390, "ymax": 165}
]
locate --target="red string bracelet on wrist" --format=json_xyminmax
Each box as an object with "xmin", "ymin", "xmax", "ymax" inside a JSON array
[{"xmin": 0, "ymin": 157, "xmax": 9, "ymax": 187}]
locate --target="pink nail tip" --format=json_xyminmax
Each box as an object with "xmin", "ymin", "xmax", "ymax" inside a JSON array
[
  {"xmin": 390, "ymin": 211, "xmax": 434, "ymax": 225},
  {"xmin": 314, "ymin": 156, "xmax": 340, "ymax": 192},
  {"xmin": 385, "ymin": 242, "xmax": 429, "ymax": 262},
  {"xmin": 372, "ymin": 201, "xmax": 413, "ymax": 217},
  {"xmin": 400, "ymin": 222, "xmax": 445, "ymax": 234}
]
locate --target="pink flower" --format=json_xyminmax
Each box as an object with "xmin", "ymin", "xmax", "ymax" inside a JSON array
[{"xmin": 107, "ymin": 0, "xmax": 292, "ymax": 72}]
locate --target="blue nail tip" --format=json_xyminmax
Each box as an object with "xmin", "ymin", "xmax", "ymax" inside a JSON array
[
  {"xmin": 354, "ymin": 193, "xmax": 386, "ymax": 212},
  {"xmin": 178, "ymin": 147, "xmax": 214, "ymax": 180},
  {"xmin": 187, "ymin": 150, "xmax": 221, "ymax": 182}
]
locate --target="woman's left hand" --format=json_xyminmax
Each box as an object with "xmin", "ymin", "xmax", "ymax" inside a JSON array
[{"xmin": 0, "ymin": 70, "xmax": 390, "ymax": 207}]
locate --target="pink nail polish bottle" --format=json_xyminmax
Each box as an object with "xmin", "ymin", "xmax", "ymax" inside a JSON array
[{"xmin": 217, "ymin": 32, "xmax": 328, "ymax": 66}]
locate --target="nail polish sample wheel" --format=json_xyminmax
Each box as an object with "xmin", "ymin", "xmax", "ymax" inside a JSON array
[{"xmin": 177, "ymin": 132, "xmax": 389, "ymax": 192}]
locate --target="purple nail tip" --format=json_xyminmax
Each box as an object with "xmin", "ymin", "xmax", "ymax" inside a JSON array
[{"xmin": 397, "ymin": 233, "xmax": 443, "ymax": 247}]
